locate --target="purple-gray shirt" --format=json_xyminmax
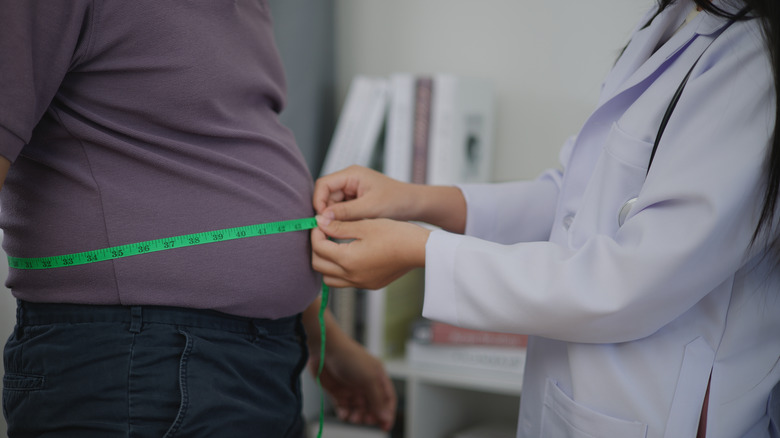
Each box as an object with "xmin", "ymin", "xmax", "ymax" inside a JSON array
[{"xmin": 0, "ymin": 0, "xmax": 320, "ymax": 318}]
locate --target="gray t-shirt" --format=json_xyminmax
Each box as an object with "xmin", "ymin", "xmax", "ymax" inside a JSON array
[{"xmin": 0, "ymin": 0, "xmax": 320, "ymax": 318}]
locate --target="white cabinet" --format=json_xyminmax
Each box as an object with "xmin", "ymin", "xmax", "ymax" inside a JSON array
[{"xmin": 385, "ymin": 359, "xmax": 521, "ymax": 438}]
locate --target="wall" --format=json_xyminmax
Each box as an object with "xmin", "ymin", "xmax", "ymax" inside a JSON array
[
  {"xmin": 268, "ymin": 0, "xmax": 335, "ymax": 177},
  {"xmin": 334, "ymin": 0, "xmax": 651, "ymax": 182}
]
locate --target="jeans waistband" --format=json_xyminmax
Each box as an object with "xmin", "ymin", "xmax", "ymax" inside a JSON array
[{"xmin": 16, "ymin": 300, "xmax": 299, "ymax": 335}]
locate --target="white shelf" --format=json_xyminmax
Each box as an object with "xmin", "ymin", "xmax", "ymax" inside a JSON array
[
  {"xmin": 384, "ymin": 357, "xmax": 522, "ymax": 438},
  {"xmin": 384, "ymin": 358, "xmax": 523, "ymax": 396}
]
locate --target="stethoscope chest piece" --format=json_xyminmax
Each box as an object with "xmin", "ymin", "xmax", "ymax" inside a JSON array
[{"xmin": 618, "ymin": 197, "xmax": 637, "ymax": 227}]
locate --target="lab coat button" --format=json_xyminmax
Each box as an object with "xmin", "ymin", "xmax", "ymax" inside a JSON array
[
  {"xmin": 618, "ymin": 197, "xmax": 637, "ymax": 227},
  {"xmin": 562, "ymin": 214, "xmax": 575, "ymax": 230}
]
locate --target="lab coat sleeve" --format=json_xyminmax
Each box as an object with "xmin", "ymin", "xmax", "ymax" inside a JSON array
[
  {"xmin": 423, "ymin": 21, "xmax": 775, "ymax": 343},
  {"xmin": 456, "ymin": 136, "xmax": 573, "ymax": 244},
  {"xmin": 458, "ymin": 173, "xmax": 561, "ymax": 244}
]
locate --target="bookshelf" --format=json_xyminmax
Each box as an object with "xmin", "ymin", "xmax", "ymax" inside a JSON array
[
  {"xmin": 302, "ymin": 357, "xmax": 522, "ymax": 438},
  {"xmin": 385, "ymin": 359, "xmax": 523, "ymax": 397},
  {"xmin": 388, "ymin": 359, "xmax": 522, "ymax": 438},
  {"xmin": 309, "ymin": 72, "xmax": 521, "ymax": 437}
]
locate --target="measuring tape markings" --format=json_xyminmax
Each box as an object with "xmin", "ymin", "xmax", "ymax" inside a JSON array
[{"xmin": 7, "ymin": 216, "xmax": 318, "ymax": 270}]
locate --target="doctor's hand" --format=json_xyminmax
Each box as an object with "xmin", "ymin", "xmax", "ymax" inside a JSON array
[
  {"xmin": 313, "ymin": 165, "xmax": 468, "ymax": 234},
  {"xmin": 313, "ymin": 165, "xmax": 417, "ymax": 222},
  {"xmin": 312, "ymin": 216, "xmax": 430, "ymax": 290}
]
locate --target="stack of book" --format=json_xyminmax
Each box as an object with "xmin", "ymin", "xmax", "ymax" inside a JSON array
[
  {"xmin": 320, "ymin": 73, "xmax": 494, "ymax": 186},
  {"xmin": 406, "ymin": 318, "xmax": 528, "ymax": 377},
  {"xmin": 321, "ymin": 73, "xmax": 495, "ymax": 361}
]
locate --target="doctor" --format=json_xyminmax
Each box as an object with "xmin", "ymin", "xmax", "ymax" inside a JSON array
[{"xmin": 311, "ymin": 0, "xmax": 779, "ymax": 436}]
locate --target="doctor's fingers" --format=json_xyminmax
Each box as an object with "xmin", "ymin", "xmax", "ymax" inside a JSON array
[
  {"xmin": 314, "ymin": 166, "xmax": 395, "ymax": 218},
  {"xmin": 312, "ymin": 254, "xmax": 353, "ymax": 288},
  {"xmin": 323, "ymin": 195, "xmax": 389, "ymax": 223},
  {"xmin": 311, "ymin": 228, "xmax": 353, "ymax": 286},
  {"xmin": 315, "ymin": 215, "xmax": 370, "ymax": 241},
  {"xmin": 313, "ymin": 166, "xmax": 368, "ymax": 213}
]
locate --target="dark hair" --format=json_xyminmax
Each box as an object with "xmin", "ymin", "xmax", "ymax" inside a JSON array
[{"xmin": 652, "ymin": 0, "xmax": 779, "ymax": 253}]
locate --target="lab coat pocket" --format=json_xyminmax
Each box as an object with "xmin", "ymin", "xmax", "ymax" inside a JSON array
[
  {"xmin": 541, "ymin": 378, "xmax": 648, "ymax": 438},
  {"xmin": 569, "ymin": 123, "xmax": 653, "ymax": 246}
]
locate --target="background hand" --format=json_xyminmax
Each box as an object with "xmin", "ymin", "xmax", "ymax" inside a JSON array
[{"xmin": 309, "ymin": 333, "xmax": 397, "ymax": 431}]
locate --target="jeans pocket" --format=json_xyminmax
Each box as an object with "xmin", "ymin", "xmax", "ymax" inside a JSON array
[
  {"xmin": 3, "ymin": 373, "xmax": 44, "ymax": 391},
  {"xmin": 127, "ymin": 325, "xmax": 194, "ymax": 438},
  {"xmin": 161, "ymin": 329, "xmax": 193, "ymax": 438},
  {"xmin": 2, "ymin": 373, "xmax": 45, "ymax": 420}
]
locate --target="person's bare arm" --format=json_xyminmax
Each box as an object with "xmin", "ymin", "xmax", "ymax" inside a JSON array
[{"xmin": 301, "ymin": 297, "xmax": 397, "ymax": 430}]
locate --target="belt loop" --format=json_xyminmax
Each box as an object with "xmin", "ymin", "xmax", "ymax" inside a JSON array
[
  {"xmin": 251, "ymin": 320, "xmax": 269, "ymax": 341},
  {"xmin": 15, "ymin": 299, "xmax": 24, "ymax": 339},
  {"xmin": 129, "ymin": 306, "xmax": 143, "ymax": 333}
]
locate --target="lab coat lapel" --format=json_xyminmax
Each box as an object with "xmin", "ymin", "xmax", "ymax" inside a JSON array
[
  {"xmin": 599, "ymin": 1, "xmax": 691, "ymax": 103},
  {"xmin": 560, "ymin": 3, "xmax": 702, "ymax": 209},
  {"xmin": 597, "ymin": 4, "xmax": 738, "ymax": 116}
]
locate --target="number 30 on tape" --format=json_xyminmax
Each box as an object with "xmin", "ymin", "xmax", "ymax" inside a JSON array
[{"xmin": 8, "ymin": 217, "xmax": 318, "ymax": 270}]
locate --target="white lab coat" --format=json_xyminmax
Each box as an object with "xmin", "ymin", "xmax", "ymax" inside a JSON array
[{"xmin": 422, "ymin": 1, "xmax": 780, "ymax": 437}]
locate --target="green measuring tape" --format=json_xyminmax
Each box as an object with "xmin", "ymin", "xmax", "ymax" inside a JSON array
[
  {"xmin": 7, "ymin": 215, "xmax": 331, "ymax": 438},
  {"xmin": 8, "ymin": 216, "xmax": 318, "ymax": 270}
]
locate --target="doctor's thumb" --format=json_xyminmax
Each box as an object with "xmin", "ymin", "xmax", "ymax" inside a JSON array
[
  {"xmin": 315, "ymin": 215, "xmax": 361, "ymax": 241},
  {"xmin": 323, "ymin": 197, "xmax": 376, "ymax": 223}
]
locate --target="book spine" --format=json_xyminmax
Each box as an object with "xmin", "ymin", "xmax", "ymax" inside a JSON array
[
  {"xmin": 432, "ymin": 323, "xmax": 528, "ymax": 348},
  {"xmin": 320, "ymin": 76, "xmax": 388, "ymax": 177},
  {"xmin": 412, "ymin": 320, "xmax": 528, "ymax": 348},
  {"xmin": 411, "ymin": 77, "xmax": 433, "ymax": 184},
  {"xmin": 383, "ymin": 74, "xmax": 415, "ymax": 182},
  {"xmin": 406, "ymin": 341, "xmax": 526, "ymax": 374}
]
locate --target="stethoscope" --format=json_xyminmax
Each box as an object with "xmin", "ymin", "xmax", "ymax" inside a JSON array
[{"xmin": 617, "ymin": 7, "xmax": 751, "ymax": 227}]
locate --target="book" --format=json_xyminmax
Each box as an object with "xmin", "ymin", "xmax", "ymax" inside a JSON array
[
  {"xmin": 406, "ymin": 340, "xmax": 526, "ymax": 376},
  {"xmin": 411, "ymin": 319, "xmax": 528, "ymax": 348},
  {"xmin": 382, "ymin": 73, "xmax": 416, "ymax": 182},
  {"xmin": 426, "ymin": 75, "xmax": 494, "ymax": 186},
  {"xmin": 411, "ymin": 76, "xmax": 434, "ymax": 184},
  {"xmin": 319, "ymin": 76, "xmax": 389, "ymax": 177},
  {"xmin": 364, "ymin": 268, "xmax": 425, "ymax": 359},
  {"xmin": 322, "ymin": 73, "xmax": 494, "ymax": 359},
  {"xmin": 382, "ymin": 74, "xmax": 494, "ymax": 186}
]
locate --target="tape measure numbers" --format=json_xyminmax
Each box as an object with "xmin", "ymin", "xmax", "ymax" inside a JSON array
[{"xmin": 7, "ymin": 216, "xmax": 318, "ymax": 270}]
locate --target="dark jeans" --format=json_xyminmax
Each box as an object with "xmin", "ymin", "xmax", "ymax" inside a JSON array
[{"xmin": 3, "ymin": 301, "xmax": 308, "ymax": 438}]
